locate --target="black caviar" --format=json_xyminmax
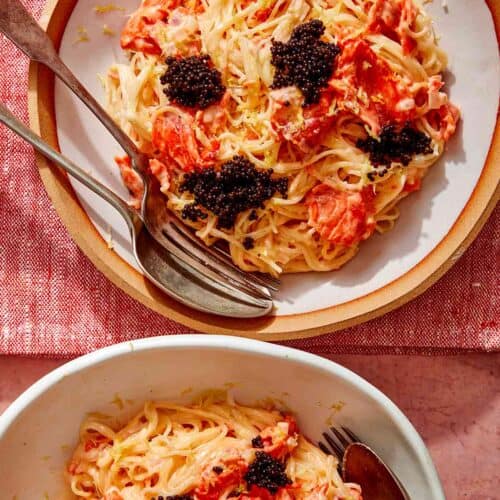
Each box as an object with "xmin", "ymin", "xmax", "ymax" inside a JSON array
[
  {"xmin": 243, "ymin": 237, "xmax": 255, "ymax": 250},
  {"xmin": 244, "ymin": 451, "xmax": 292, "ymax": 494},
  {"xmin": 181, "ymin": 204, "xmax": 208, "ymax": 223},
  {"xmin": 271, "ymin": 20, "xmax": 340, "ymax": 105},
  {"xmin": 249, "ymin": 210, "xmax": 258, "ymax": 221},
  {"xmin": 357, "ymin": 123, "xmax": 433, "ymax": 167},
  {"xmin": 180, "ymin": 156, "xmax": 288, "ymax": 229},
  {"xmin": 160, "ymin": 55, "xmax": 225, "ymax": 109},
  {"xmin": 251, "ymin": 435, "xmax": 264, "ymax": 448}
]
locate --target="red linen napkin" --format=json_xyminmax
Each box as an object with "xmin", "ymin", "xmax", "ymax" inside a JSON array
[{"xmin": 0, "ymin": 1, "xmax": 498, "ymax": 357}]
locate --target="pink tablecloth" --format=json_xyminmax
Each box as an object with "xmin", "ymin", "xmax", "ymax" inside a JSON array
[{"xmin": 0, "ymin": 1, "xmax": 498, "ymax": 357}]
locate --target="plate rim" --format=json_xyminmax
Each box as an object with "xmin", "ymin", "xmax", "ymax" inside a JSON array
[{"xmin": 28, "ymin": 0, "xmax": 500, "ymax": 340}]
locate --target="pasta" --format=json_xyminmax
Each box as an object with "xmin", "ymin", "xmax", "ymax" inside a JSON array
[
  {"xmin": 103, "ymin": 0, "xmax": 459, "ymax": 276},
  {"xmin": 67, "ymin": 397, "xmax": 362, "ymax": 499}
]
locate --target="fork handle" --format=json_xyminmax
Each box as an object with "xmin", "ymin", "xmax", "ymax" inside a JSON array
[
  {"xmin": 0, "ymin": 0, "xmax": 146, "ymax": 173},
  {"xmin": 0, "ymin": 102, "xmax": 140, "ymax": 233}
]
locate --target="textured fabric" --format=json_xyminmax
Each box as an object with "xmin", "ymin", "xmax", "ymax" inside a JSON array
[{"xmin": 0, "ymin": 1, "xmax": 498, "ymax": 357}]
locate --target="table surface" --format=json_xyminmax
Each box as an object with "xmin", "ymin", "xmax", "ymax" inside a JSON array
[{"xmin": 1, "ymin": 353, "xmax": 499, "ymax": 499}]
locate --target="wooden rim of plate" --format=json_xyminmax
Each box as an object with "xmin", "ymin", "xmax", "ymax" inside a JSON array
[{"xmin": 28, "ymin": 0, "xmax": 500, "ymax": 341}]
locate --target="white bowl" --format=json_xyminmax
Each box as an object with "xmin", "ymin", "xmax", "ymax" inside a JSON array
[{"xmin": 0, "ymin": 336, "xmax": 444, "ymax": 499}]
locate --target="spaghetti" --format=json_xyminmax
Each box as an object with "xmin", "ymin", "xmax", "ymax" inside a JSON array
[
  {"xmin": 103, "ymin": 0, "xmax": 459, "ymax": 276},
  {"xmin": 67, "ymin": 398, "xmax": 362, "ymax": 499}
]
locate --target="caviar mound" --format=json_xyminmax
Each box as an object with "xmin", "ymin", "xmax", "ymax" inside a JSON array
[
  {"xmin": 160, "ymin": 55, "xmax": 226, "ymax": 109},
  {"xmin": 357, "ymin": 123, "xmax": 433, "ymax": 167},
  {"xmin": 244, "ymin": 451, "xmax": 292, "ymax": 494},
  {"xmin": 180, "ymin": 156, "xmax": 289, "ymax": 229},
  {"xmin": 271, "ymin": 19, "xmax": 340, "ymax": 105}
]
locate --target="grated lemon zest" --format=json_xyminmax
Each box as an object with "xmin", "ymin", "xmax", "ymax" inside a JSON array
[
  {"xmin": 102, "ymin": 24, "xmax": 116, "ymax": 36},
  {"xmin": 94, "ymin": 4, "xmax": 126, "ymax": 14},
  {"xmin": 73, "ymin": 26, "xmax": 89, "ymax": 44}
]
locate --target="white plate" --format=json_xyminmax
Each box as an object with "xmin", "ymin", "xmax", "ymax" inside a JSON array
[
  {"xmin": 0, "ymin": 335, "xmax": 445, "ymax": 499},
  {"xmin": 50, "ymin": 1, "xmax": 499, "ymax": 315}
]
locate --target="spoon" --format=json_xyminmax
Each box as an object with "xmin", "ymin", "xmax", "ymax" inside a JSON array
[
  {"xmin": 343, "ymin": 443, "xmax": 410, "ymax": 500},
  {"xmin": 0, "ymin": 102, "xmax": 273, "ymax": 317}
]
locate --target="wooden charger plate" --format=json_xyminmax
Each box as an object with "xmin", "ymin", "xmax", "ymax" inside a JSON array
[{"xmin": 28, "ymin": 0, "xmax": 500, "ymax": 340}]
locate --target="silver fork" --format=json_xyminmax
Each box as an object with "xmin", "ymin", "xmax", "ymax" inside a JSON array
[
  {"xmin": 0, "ymin": 0, "xmax": 280, "ymax": 302},
  {"xmin": 320, "ymin": 427, "xmax": 411, "ymax": 500}
]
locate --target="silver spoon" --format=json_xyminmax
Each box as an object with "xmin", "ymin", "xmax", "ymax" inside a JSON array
[
  {"xmin": 343, "ymin": 443, "xmax": 410, "ymax": 500},
  {"xmin": 321, "ymin": 427, "xmax": 411, "ymax": 500},
  {"xmin": 0, "ymin": 102, "xmax": 273, "ymax": 317}
]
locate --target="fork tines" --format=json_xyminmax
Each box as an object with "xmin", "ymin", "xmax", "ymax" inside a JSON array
[
  {"xmin": 319, "ymin": 426, "xmax": 362, "ymax": 461},
  {"xmin": 165, "ymin": 218, "xmax": 281, "ymax": 296}
]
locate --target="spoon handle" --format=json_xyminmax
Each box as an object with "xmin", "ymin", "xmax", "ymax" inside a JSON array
[
  {"xmin": 0, "ymin": 102, "xmax": 139, "ymax": 233},
  {"xmin": 0, "ymin": 0, "xmax": 146, "ymax": 172}
]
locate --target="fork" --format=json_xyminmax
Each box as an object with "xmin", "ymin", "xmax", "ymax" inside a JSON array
[
  {"xmin": 320, "ymin": 427, "xmax": 411, "ymax": 500},
  {"xmin": 0, "ymin": 0, "xmax": 280, "ymax": 302}
]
